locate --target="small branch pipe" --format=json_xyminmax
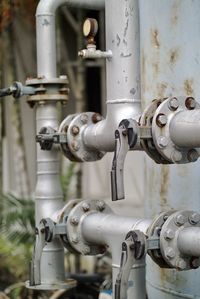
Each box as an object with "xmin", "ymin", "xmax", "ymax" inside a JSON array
[
  {"xmin": 170, "ymin": 110, "xmax": 200, "ymax": 148},
  {"xmin": 178, "ymin": 227, "xmax": 200, "ymax": 257},
  {"xmin": 83, "ymin": 0, "xmax": 141, "ymax": 152},
  {"xmin": 36, "ymin": 0, "xmax": 105, "ymax": 78},
  {"xmin": 82, "ymin": 212, "xmax": 151, "ymax": 298}
]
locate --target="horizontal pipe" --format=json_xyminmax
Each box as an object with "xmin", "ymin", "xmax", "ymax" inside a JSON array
[
  {"xmin": 170, "ymin": 110, "xmax": 200, "ymax": 148},
  {"xmin": 178, "ymin": 227, "xmax": 200, "ymax": 257},
  {"xmin": 82, "ymin": 212, "xmax": 150, "ymax": 299}
]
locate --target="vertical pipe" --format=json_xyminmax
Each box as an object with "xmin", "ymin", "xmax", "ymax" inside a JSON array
[
  {"xmin": 35, "ymin": 0, "xmax": 104, "ymax": 287},
  {"xmin": 140, "ymin": 1, "xmax": 200, "ymax": 298}
]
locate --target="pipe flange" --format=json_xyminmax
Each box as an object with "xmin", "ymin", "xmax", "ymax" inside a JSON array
[
  {"xmin": 26, "ymin": 76, "xmax": 69, "ymax": 107},
  {"xmin": 160, "ymin": 210, "xmax": 200, "ymax": 270},
  {"xmin": 147, "ymin": 210, "xmax": 175, "ymax": 268},
  {"xmin": 140, "ymin": 99, "xmax": 170, "ymax": 164},
  {"xmin": 66, "ymin": 199, "xmax": 113, "ymax": 255},
  {"xmin": 152, "ymin": 96, "xmax": 200, "ymax": 164},
  {"xmin": 59, "ymin": 114, "xmax": 79, "ymax": 161},
  {"xmin": 66, "ymin": 112, "xmax": 105, "ymax": 162}
]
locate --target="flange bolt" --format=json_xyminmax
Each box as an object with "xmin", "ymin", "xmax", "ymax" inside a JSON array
[
  {"xmin": 165, "ymin": 247, "xmax": 175, "ymax": 259},
  {"xmin": 164, "ymin": 229, "xmax": 175, "ymax": 240},
  {"xmin": 156, "ymin": 114, "xmax": 167, "ymax": 127},
  {"xmin": 168, "ymin": 97, "xmax": 179, "ymax": 110},
  {"xmin": 175, "ymin": 214, "xmax": 186, "ymax": 226},
  {"xmin": 189, "ymin": 213, "xmax": 200, "ymax": 225}
]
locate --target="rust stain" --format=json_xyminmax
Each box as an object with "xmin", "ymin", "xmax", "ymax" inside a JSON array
[
  {"xmin": 169, "ymin": 48, "xmax": 179, "ymax": 65},
  {"xmin": 152, "ymin": 62, "xmax": 159, "ymax": 76},
  {"xmin": 171, "ymin": 1, "xmax": 179, "ymax": 26},
  {"xmin": 157, "ymin": 82, "xmax": 168, "ymax": 98},
  {"xmin": 184, "ymin": 79, "xmax": 194, "ymax": 95},
  {"xmin": 151, "ymin": 29, "xmax": 160, "ymax": 49},
  {"xmin": 160, "ymin": 165, "xmax": 169, "ymax": 209}
]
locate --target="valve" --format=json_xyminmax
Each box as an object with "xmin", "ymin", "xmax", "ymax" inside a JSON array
[
  {"xmin": 0, "ymin": 81, "xmax": 35, "ymax": 99},
  {"xmin": 78, "ymin": 18, "xmax": 112, "ymax": 59}
]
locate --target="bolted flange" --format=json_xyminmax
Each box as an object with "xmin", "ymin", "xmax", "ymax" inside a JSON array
[
  {"xmin": 160, "ymin": 210, "xmax": 200, "ymax": 270},
  {"xmin": 151, "ymin": 96, "xmax": 200, "ymax": 164},
  {"xmin": 66, "ymin": 199, "xmax": 112, "ymax": 255},
  {"xmin": 59, "ymin": 112, "xmax": 105, "ymax": 162}
]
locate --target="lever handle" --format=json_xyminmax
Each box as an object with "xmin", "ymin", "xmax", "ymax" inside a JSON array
[{"xmin": 111, "ymin": 119, "xmax": 138, "ymax": 201}]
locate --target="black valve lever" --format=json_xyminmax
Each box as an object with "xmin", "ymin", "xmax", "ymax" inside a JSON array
[
  {"xmin": 0, "ymin": 82, "xmax": 35, "ymax": 99},
  {"xmin": 111, "ymin": 119, "xmax": 138, "ymax": 201}
]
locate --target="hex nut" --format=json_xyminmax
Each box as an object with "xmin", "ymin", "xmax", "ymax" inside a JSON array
[
  {"xmin": 185, "ymin": 97, "xmax": 196, "ymax": 110},
  {"xmin": 176, "ymin": 259, "xmax": 187, "ymax": 270},
  {"xmin": 156, "ymin": 114, "xmax": 168, "ymax": 127},
  {"xmin": 80, "ymin": 114, "xmax": 88, "ymax": 124},
  {"xmin": 164, "ymin": 229, "xmax": 175, "ymax": 240},
  {"xmin": 158, "ymin": 136, "xmax": 168, "ymax": 148},
  {"xmin": 189, "ymin": 213, "xmax": 200, "ymax": 225},
  {"xmin": 165, "ymin": 247, "xmax": 175, "ymax": 259},
  {"xmin": 168, "ymin": 97, "xmax": 179, "ymax": 110},
  {"xmin": 82, "ymin": 203, "xmax": 90, "ymax": 212},
  {"xmin": 171, "ymin": 150, "xmax": 182, "ymax": 163},
  {"xmin": 83, "ymin": 246, "xmax": 90, "ymax": 255},
  {"xmin": 187, "ymin": 149, "xmax": 199, "ymax": 163},
  {"xmin": 92, "ymin": 113, "xmax": 102, "ymax": 123},
  {"xmin": 71, "ymin": 125, "xmax": 80, "ymax": 136},
  {"xmin": 70, "ymin": 217, "xmax": 79, "ymax": 226},
  {"xmin": 97, "ymin": 201, "xmax": 105, "ymax": 212},
  {"xmin": 175, "ymin": 214, "xmax": 186, "ymax": 226}
]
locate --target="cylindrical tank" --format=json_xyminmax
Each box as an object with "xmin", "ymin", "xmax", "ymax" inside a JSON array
[{"xmin": 139, "ymin": 1, "xmax": 200, "ymax": 298}]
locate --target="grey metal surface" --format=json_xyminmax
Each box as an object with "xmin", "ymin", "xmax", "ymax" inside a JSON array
[
  {"xmin": 140, "ymin": 0, "xmax": 200, "ymax": 298},
  {"xmin": 36, "ymin": 0, "xmax": 105, "ymax": 79},
  {"xmin": 178, "ymin": 227, "xmax": 200, "ymax": 258},
  {"xmin": 82, "ymin": 210, "xmax": 151, "ymax": 299},
  {"xmin": 83, "ymin": 0, "xmax": 141, "ymax": 152}
]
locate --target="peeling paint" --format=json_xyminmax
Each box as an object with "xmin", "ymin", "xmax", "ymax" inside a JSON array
[
  {"xmin": 151, "ymin": 29, "xmax": 160, "ymax": 49},
  {"xmin": 124, "ymin": 18, "xmax": 129, "ymax": 37},
  {"xmin": 159, "ymin": 165, "xmax": 169, "ymax": 209},
  {"xmin": 123, "ymin": 39, "xmax": 128, "ymax": 46},
  {"xmin": 116, "ymin": 34, "xmax": 121, "ymax": 46},
  {"xmin": 120, "ymin": 52, "xmax": 132, "ymax": 58},
  {"xmin": 184, "ymin": 79, "xmax": 194, "ymax": 95},
  {"xmin": 42, "ymin": 18, "xmax": 50, "ymax": 26}
]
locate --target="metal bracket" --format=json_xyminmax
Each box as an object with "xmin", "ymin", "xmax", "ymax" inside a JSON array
[
  {"xmin": 111, "ymin": 119, "xmax": 138, "ymax": 201},
  {"xmin": 36, "ymin": 126, "xmax": 68, "ymax": 151},
  {"xmin": 115, "ymin": 230, "xmax": 146, "ymax": 299}
]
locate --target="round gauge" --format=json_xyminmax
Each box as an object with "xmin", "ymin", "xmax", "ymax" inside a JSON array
[{"xmin": 83, "ymin": 18, "xmax": 98, "ymax": 37}]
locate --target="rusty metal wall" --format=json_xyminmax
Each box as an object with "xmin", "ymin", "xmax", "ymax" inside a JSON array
[{"xmin": 140, "ymin": 0, "xmax": 200, "ymax": 298}]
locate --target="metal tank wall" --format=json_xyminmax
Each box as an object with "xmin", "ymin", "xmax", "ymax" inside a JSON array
[{"xmin": 139, "ymin": 1, "xmax": 200, "ymax": 298}]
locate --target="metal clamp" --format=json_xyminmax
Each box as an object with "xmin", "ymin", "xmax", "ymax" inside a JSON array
[{"xmin": 115, "ymin": 230, "xmax": 146, "ymax": 299}]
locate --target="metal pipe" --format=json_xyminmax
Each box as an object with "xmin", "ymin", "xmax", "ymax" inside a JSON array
[
  {"xmin": 83, "ymin": 0, "xmax": 141, "ymax": 152},
  {"xmin": 82, "ymin": 212, "xmax": 151, "ymax": 298},
  {"xmin": 35, "ymin": 0, "xmax": 104, "ymax": 287},
  {"xmin": 36, "ymin": 0, "xmax": 105, "ymax": 78},
  {"xmin": 178, "ymin": 227, "xmax": 200, "ymax": 257},
  {"xmin": 170, "ymin": 110, "xmax": 200, "ymax": 148}
]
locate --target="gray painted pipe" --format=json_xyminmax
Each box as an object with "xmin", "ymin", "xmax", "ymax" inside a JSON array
[
  {"xmin": 36, "ymin": 0, "xmax": 105, "ymax": 78},
  {"xmin": 178, "ymin": 227, "xmax": 200, "ymax": 257},
  {"xmin": 83, "ymin": 0, "xmax": 141, "ymax": 152},
  {"xmin": 170, "ymin": 110, "xmax": 200, "ymax": 148},
  {"xmin": 35, "ymin": 0, "xmax": 104, "ymax": 287},
  {"xmin": 82, "ymin": 212, "xmax": 151, "ymax": 299}
]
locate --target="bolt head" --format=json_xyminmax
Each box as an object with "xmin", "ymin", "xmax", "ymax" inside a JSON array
[
  {"xmin": 168, "ymin": 97, "xmax": 179, "ymax": 110},
  {"xmin": 71, "ymin": 125, "xmax": 80, "ymax": 136},
  {"xmin": 165, "ymin": 247, "xmax": 175, "ymax": 259},
  {"xmin": 82, "ymin": 203, "xmax": 90, "ymax": 212},
  {"xmin": 70, "ymin": 217, "xmax": 79, "ymax": 225},
  {"xmin": 187, "ymin": 149, "xmax": 199, "ymax": 162},
  {"xmin": 80, "ymin": 114, "xmax": 88, "ymax": 124},
  {"xmin": 191, "ymin": 258, "xmax": 200, "ymax": 269},
  {"xmin": 97, "ymin": 201, "xmax": 105, "ymax": 211},
  {"xmin": 175, "ymin": 214, "xmax": 186, "ymax": 226},
  {"xmin": 156, "ymin": 114, "xmax": 167, "ymax": 127},
  {"xmin": 164, "ymin": 229, "xmax": 175, "ymax": 240},
  {"xmin": 189, "ymin": 213, "xmax": 200, "ymax": 225},
  {"xmin": 92, "ymin": 113, "xmax": 102, "ymax": 123},
  {"xmin": 158, "ymin": 136, "xmax": 168, "ymax": 148},
  {"xmin": 185, "ymin": 97, "xmax": 196, "ymax": 110},
  {"xmin": 176, "ymin": 259, "xmax": 187, "ymax": 270},
  {"xmin": 171, "ymin": 150, "xmax": 182, "ymax": 163},
  {"xmin": 83, "ymin": 246, "xmax": 90, "ymax": 255}
]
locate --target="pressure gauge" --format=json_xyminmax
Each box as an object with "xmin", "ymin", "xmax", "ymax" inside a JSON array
[{"xmin": 83, "ymin": 18, "xmax": 98, "ymax": 38}]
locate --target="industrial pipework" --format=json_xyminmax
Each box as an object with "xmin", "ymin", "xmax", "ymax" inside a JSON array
[{"xmin": 2, "ymin": 0, "xmax": 200, "ymax": 298}]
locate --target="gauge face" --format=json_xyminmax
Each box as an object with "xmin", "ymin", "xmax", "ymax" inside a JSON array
[{"xmin": 83, "ymin": 18, "xmax": 98, "ymax": 37}]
